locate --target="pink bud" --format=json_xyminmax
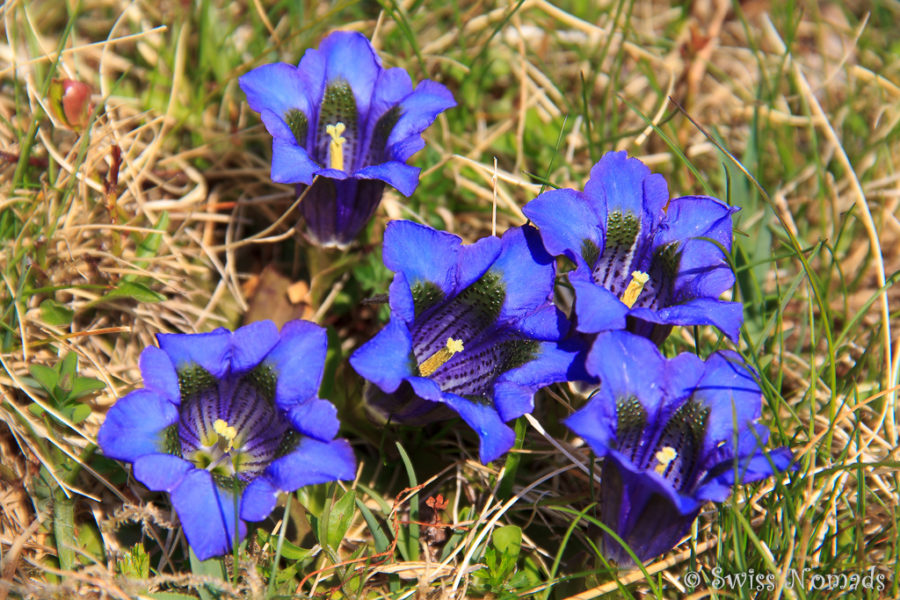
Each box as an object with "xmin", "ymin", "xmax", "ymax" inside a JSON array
[{"xmin": 49, "ymin": 79, "xmax": 93, "ymax": 130}]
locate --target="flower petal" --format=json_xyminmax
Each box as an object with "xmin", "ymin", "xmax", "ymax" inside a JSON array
[
  {"xmin": 170, "ymin": 469, "xmax": 246, "ymax": 561},
  {"xmin": 264, "ymin": 320, "xmax": 328, "ymax": 408},
  {"xmin": 157, "ymin": 329, "xmax": 231, "ymax": 378},
  {"xmin": 494, "ymin": 340, "xmax": 582, "ymax": 421},
  {"xmin": 570, "ymin": 270, "xmax": 629, "ymax": 333},
  {"xmin": 287, "ymin": 398, "xmax": 340, "ymax": 442},
  {"xmin": 583, "ymin": 151, "xmax": 668, "ymax": 230},
  {"xmin": 585, "ymin": 331, "xmax": 667, "ymax": 414},
  {"xmin": 318, "ymin": 31, "xmax": 382, "ymax": 123},
  {"xmin": 139, "ymin": 346, "xmax": 180, "ymax": 404},
  {"xmin": 387, "ymin": 80, "xmax": 456, "ymax": 162},
  {"xmin": 440, "ymin": 393, "xmax": 515, "ymax": 464},
  {"xmin": 240, "ymin": 476, "xmax": 280, "ymax": 522},
  {"xmin": 523, "ymin": 188, "xmax": 602, "ymax": 266},
  {"xmin": 355, "ymin": 161, "xmax": 420, "ymax": 196},
  {"xmin": 491, "ymin": 225, "xmax": 556, "ymax": 321},
  {"xmin": 133, "ymin": 454, "xmax": 193, "ymax": 491},
  {"xmin": 266, "ymin": 437, "xmax": 356, "ymax": 493},
  {"xmin": 271, "ymin": 138, "xmax": 322, "ymax": 184},
  {"xmin": 383, "ymin": 220, "xmax": 461, "ymax": 293},
  {"xmin": 229, "ymin": 320, "xmax": 280, "ymax": 373},
  {"xmin": 629, "ymin": 297, "xmax": 743, "ymax": 342},
  {"xmin": 239, "ymin": 63, "xmax": 314, "ymax": 126},
  {"xmin": 350, "ymin": 319, "xmax": 414, "ymax": 394},
  {"xmin": 97, "ymin": 390, "xmax": 178, "ymax": 462}
]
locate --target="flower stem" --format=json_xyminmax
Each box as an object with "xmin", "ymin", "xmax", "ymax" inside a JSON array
[
  {"xmin": 267, "ymin": 492, "xmax": 293, "ymax": 598},
  {"xmin": 52, "ymin": 486, "xmax": 75, "ymax": 572}
]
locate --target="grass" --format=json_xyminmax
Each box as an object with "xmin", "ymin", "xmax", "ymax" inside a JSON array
[{"xmin": 1, "ymin": 0, "xmax": 898, "ymax": 598}]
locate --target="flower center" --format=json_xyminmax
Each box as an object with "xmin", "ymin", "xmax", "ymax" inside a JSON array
[
  {"xmin": 176, "ymin": 371, "xmax": 292, "ymax": 482},
  {"xmin": 326, "ymin": 122, "xmax": 347, "ymax": 171},
  {"xmin": 213, "ymin": 418, "xmax": 238, "ymax": 452},
  {"xmin": 653, "ymin": 446, "xmax": 678, "ymax": 475},
  {"xmin": 621, "ymin": 270, "xmax": 649, "ymax": 308},
  {"xmin": 418, "ymin": 337, "xmax": 464, "ymax": 377}
]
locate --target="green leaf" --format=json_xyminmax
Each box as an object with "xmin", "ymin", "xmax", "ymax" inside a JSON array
[
  {"xmin": 28, "ymin": 364, "xmax": 59, "ymax": 400},
  {"xmin": 39, "ymin": 299, "xmax": 74, "ymax": 326},
  {"xmin": 355, "ymin": 497, "xmax": 390, "ymax": 554},
  {"xmin": 146, "ymin": 593, "xmax": 199, "ymax": 600},
  {"xmin": 318, "ymin": 488, "xmax": 356, "ymax": 556},
  {"xmin": 117, "ymin": 543, "xmax": 150, "ymax": 579},
  {"xmin": 68, "ymin": 375, "xmax": 105, "ymax": 400},
  {"xmin": 188, "ymin": 548, "xmax": 226, "ymax": 600},
  {"xmin": 68, "ymin": 402, "xmax": 92, "ymax": 424},
  {"xmin": 491, "ymin": 525, "xmax": 522, "ymax": 582},
  {"xmin": 102, "ymin": 280, "xmax": 165, "ymax": 303}
]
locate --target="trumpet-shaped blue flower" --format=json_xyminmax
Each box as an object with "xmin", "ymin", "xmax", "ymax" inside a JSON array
[
  {"xmin": 565, "ymin": 331, "xmax": 792, "ymax": 565},
  {"xmin": 240, "ymin": 31, "xmax": 456, "ymax": 248},
  {"xmin": 523, "ymin": 151, "xmax": 742, "ymax": 344},
  {"xmin": 350, "ymin": 221, "xmax": 582, "ymax": 464},
  {"xmin": 98, "ymin": 320, "xmax": 356, "ymax": 560}
]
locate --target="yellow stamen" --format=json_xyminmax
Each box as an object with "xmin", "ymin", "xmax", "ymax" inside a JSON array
[
  {"xmin": 653, "ymin": 446, "xmax": 677, "ymax": 476},
  {"xmin": 621, "ymin": 270, "xmax": 650, "ymax": 308},
  {"xmin": 213, "ymin": 418, "xmax": 238, "ymax": 452},
  {"xmin": 326, "ymin": 122, "xmax": 347, "ymax": 170},
  {"xmin": 418, "ymin": 337, "xmax": 464, "ymax": 377}
]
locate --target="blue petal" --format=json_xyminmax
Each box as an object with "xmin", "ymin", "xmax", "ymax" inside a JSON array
[
  {"xmin": 170, "ymin": 469, "xmax": 246, "ymax": 561},
  {"xmin": 266, "ymin": 437, "xmax": 356, "ymax": 492},
  {"xmin": 696, "ymin": 447, "xmax": 793, "ymax": 501},
  {"xmin": 354, "ymin": 161, "xmax": 420, "ymax": 196},
  {"xmin": 522, "ymin": 188, "xmax": 602, "ymax": 266},
  {"xmin": 271, "ymin": 138, "xmax": 322, "ymax": 184},
  {"xmin": 456, "ymin": 235, "xmax": 503, "ymax": 291},
  {"xmin": 691, "ymin": 351, "xmax": 763, "ymax": 451},
  {"xmin": 512, "ymin": 304, "xmax": 569, "ymax": 341},
  {"xmin": 388, "ymin": 273, "xmax": 416, "ymax": 324},
  {"xmin": 440, "ymin": 393, "xmax": 515, "ymax": 464},
  {"xmin": 585, "ymin": 331, "xmax": 667, "ymax": 414},
  {"xmin": 139, "ymin": 346, "xmax": 179, "ymax": 404},
  {"xmin": 583, "ymin": 151, "xmax": 668, "ymax": 230},
  {"xmin": 318, "ymin": 31, "xmax": 381, "ymax": 124},
  {"xmin": 657, "ymin": 196, "xmax": 739, "ymax": 301},
  {"xmin": 407, "ymin": 375, "xmax": 444, "ymax": 402},
  {"xmin": 356, "ymin": 67, "xmax": 413, "ymax": 166},
  {"xmin": 157, "ymin": 329, "xmax": 231, "ymax": 378},
  {"xmin": 570, "ymin": 270, "xmax": 629, "ymax": 333},
  {"xmin": 387, "ymin": 80, "xmax": 456, "ymax": 162},
  {"xmin": 492, "ymin": 225, "xmax": 555, "ymax": 321},
  {"xmin": 287, "ymin": 398, "xmax": 340, "ymax": 442},
  {"xmin": 564, "ymin": 395, "xmax": 616, "ymax": 456},
  {"xmin": 656, "ymin": 195, "xmax": 737, "ymax": 252},
  {"xmin": 240, "ymin": 476, "xmax": 280, "ymax": 522},
  {"xmin": 133, "ymin": 454, "xmax": 193, "ymax": 491},
  {"xmin": 495, "ymin": 341, "xmax": 581, "ymax": 421},
  {"xmin": 264, "ymin": 320, "xmax": 327, "ymax": 408},
  {"xmin": 628, "ymin": 298, "xmax": 743, "ymax": 342},
  {"xmin": 239, "ymin": 63, "xmax": 314, "ymax": 126},
  {"xmin": 229, "ymin": 320, "xmax": 280, "ymax": 373},
  {"xmin": 350, "ymin": 320, "xmax": 414, "ymax": 394},
  {"xmin": 383, "ymin": 220, "xmax": 460, "ymax": 293},
  {"xmin": 97, "ymin": 390, "xmax": 178, "ymax": 462}
]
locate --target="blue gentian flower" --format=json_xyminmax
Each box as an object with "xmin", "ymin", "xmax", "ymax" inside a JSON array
[
  {"xmin": 565, "ymin": 331, "xmax": 792, "ymax": 565},
  {"xmin": 350, "ymin": 221, "xmax": 582, "ymax": 464},
  {"xmin": 239, "ymin": 31, "xmax": 456, "ymax": 248},
  {"xmin": 523, "ymin": 151, "xmax": 742, "ymax": 344},
  {"xmin": 98, "ymin": 320, "xmax": 356, "ymax": 560}
]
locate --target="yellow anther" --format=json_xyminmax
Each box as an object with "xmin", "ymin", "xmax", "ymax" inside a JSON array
[
  {"xmin": 621, "ymin": 270, "xmax": 650, "ymax": 308},
  {"xmin": 653, "ymin": 446, "xmax": 678, "ymax": 476},
  {"xmin": 326, "ymin": 122, "xmax": 347, "ymax": 171},
  {"xmin": 418, "ymin": 338, "xmax": 464, "ymax": 377},
  {"xmin": 213, "ymin": 419, "xmax": 237, "ymax": 452}
]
